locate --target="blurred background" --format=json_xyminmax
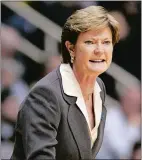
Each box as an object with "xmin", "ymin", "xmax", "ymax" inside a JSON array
[{"xmin": 1, "ymin": 1, "xmax": 141, "ymax": 159}]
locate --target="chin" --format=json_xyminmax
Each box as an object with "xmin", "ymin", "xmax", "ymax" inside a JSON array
[
  {"xmin": 89, "ymin": 67, "xmax": 107, "ymax": 75},
  {"xmin": 88, "ymin": 62, "xmax": 108, "ymax": 74}
]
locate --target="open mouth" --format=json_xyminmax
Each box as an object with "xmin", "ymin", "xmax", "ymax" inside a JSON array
[{"xmin": 89, "ymin": 59, "xmax": 105, "ymax": 63}]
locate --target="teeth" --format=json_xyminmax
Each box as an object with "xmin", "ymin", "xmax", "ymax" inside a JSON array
[
  {"xmin": 89, "ymin": 59, "xmax": 105, "ymax": 63},
  {"xmin": 94, "ymin": 60, "xmax": 103, "ymax": 62}
]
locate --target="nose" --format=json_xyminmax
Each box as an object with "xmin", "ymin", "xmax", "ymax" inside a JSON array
[{"xmin": 94, "ymin": 43, "xmax": 104, "ymax": 55}]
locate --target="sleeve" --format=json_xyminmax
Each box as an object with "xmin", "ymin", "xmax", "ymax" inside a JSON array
[{"xmin": 15, "ymin": 86, "xmax": 61, "ymax": 160}]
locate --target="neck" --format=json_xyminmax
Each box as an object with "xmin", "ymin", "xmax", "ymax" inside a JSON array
[{"xmin": 72, "ymin": 65, "xmax": 97, "ymax": 100}]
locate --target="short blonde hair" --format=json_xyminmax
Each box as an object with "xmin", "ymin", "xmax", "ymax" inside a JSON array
[{"xmin": 61, "ymin": 5, "xmax": 120, "ymax": 64}]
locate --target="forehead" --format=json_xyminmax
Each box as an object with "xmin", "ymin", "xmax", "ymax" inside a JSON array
[{"xmin": 78, "ymin": 27, "xmax": 112, "ymax": 40}]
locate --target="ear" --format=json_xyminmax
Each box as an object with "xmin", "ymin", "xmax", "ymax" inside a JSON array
[{"xmin": 65, "ymin": 41, "xmax": 75, "ymax": 56}]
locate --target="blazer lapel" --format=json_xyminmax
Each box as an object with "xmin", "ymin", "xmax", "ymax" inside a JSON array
[
  {"xmin": 68, "ymin": 104, "xmax": 92, "ymax": 159},
  {"xmin": 92, "ymin": 104, "xmax": 107, "ymax": 157},
  {"xmin": 56, "ymin": 66, "xmax": 92, "ymax": 159}
]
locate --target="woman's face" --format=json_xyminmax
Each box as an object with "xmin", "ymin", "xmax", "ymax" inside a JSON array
[{"xmin": 67, "ymin": 27, "xmax": 113, "ymax": 76}]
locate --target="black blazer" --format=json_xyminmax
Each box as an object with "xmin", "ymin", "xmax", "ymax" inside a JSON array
[{"xmin": 11, "ymin": 65, "xmax": 107, "ymax": 160}]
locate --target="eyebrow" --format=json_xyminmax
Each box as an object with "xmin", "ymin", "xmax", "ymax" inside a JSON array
[{"xmin": 88, "ymin": 37, "xmax": 112, "ymax": 41}]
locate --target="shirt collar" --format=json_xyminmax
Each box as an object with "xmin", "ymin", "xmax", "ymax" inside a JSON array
[{"xmin": 60, "ymin": 63, "xmax": 101, "ymax": 98}]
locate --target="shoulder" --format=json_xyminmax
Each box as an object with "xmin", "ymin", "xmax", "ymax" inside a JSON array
[
  {"xmin": 19, "ymin": 67, "xmax": 62, "ymax": 109},
  {"xmin": 29, "ymin": 66, "xmax": 62, "ymax": 96},
  {"xmin": 33, "ymin": 67, "xmax": 60, "ymax": 89}
]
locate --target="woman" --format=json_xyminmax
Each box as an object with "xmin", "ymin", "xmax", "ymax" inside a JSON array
[{"xmin": 11, "ymin": 6, "xmax": 119, "ymax": 160}]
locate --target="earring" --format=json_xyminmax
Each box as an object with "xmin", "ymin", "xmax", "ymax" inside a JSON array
[{"xmin": 71, "ymin": 55, "xmax": 74, "ymax": 63}]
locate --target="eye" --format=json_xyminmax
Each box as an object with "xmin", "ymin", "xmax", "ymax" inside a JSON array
[
  {"xmin": 84, "ymin": 40, "xmax": 94, "ymax": 44},
  {"xmin": 103, "ymin": 40, "xmax": 111, "ymax": 45}
]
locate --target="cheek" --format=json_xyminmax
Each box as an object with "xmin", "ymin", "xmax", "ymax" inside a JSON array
[
  {"xmin": 106, "ymin": 48, "xmax": 113, "ymax": 62},
  {"xmin": 75, "ymin": 47, "xmax": 89, "ymax": 61},
  {"xmin": 108, "ymin": 53, "xmax": 113, "ymax": 61}
]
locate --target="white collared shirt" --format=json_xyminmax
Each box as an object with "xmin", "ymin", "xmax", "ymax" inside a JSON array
[{"xmin": 60, "ymin": 63, "xmax": 102, "ymax": 148}]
